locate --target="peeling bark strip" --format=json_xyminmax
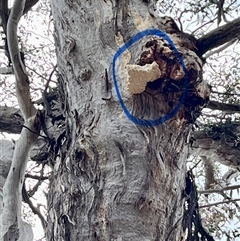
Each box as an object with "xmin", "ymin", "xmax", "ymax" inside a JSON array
[{"xmin": 112, "ymin": 29, "xmax": 188, "ymax": 126}]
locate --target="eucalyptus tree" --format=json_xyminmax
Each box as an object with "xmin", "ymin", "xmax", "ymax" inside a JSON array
[{"xmin": 0, "ymin": 0, "xmax": 240, "ymax": 240}]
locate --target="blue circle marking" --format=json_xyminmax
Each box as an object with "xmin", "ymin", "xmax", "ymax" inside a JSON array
[{"xmin": 112, "ymin": 29, "xmax": 188, "ymax": 127}]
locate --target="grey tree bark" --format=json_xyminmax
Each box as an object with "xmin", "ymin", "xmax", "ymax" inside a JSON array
[
  {"xmin": 45, "ymin": 1, "xmax": 208, "ymax": 240},
  {"xmin": 2, "ymin": 0, "xmax": 240, "ymax": 240}
]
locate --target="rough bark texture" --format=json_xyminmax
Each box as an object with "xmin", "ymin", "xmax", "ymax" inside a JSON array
[{"xmin": 45, "ymin": 1, "xmax": 209, "ymax": 240}]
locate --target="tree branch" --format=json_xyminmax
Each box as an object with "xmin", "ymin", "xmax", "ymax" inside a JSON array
[
  {"xmin": 200, "ymin": 198, "xmax": 240, "ymax": 208},
  {"xmin": 206, "ymin": 100, "xmax": 240, "ymax": 113},
  {"xmin": 0, "ymin": 0, "xmax": 39, "ymax": 31},
  {"xmin": 191, "ymin": 130, "xmax": 240, "ymax": 167},
  {"xmin": 2, "ymin": 112, "xmax": 41, "ymax": 239},
  {"xmin": 196, "ymin": 17, "xmax": 240, "ymax": 56},
  {"xmin": 7, "ymin": 0, "xmax": 36, "ymax": 120},
  {"xmin": 25, "ymin": 173, "xmax": 48, "ymax": 180},
  {"xmin": 201, "ymin": 156, "xmax": 215, "ymax": 190},
  {"xmin": 204, "ymin": 38, "xmax": 237, "ymax": 59},
  {"xmin": 198, "ymin": 185, "xmax": 240, "ymax": 195},
  {"xmin": 217, "ymin": 0, "xmax": 225, "ymax": 25},
  {"xmin": 23, "ymin": 0, "xmax": 39, "ymax": 15},
  {"xmin": 0, "ymin": 66, "xmax": 13, "ymax": 74},
  {"xmin": 2, "ymin": 0, "xmax": 42, "ymax": 239},
  {"xmin": 0, "ymin": 0, "xmax": 9, "ymax": 34},
  {"xmin": 22, "ymin": 183, "xmax": 47, "ymax": 232},
  {"xmin": 0, "ymin": 106, "xmax": 24, "ymax": 134}
]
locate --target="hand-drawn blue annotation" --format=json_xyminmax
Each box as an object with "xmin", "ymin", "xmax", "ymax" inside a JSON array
[{"xmin": 112, "ymin": 29, "xmax": 188, "ymax": 127}]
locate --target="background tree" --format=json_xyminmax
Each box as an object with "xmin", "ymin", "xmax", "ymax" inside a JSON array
[{"xmin": 0, "ymin": 0, "xmax": 240, "ymax": 240}]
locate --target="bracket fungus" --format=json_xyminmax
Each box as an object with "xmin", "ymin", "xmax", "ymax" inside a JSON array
[{"xmin": 126, "ymin": 61, "xmax": 161, "ymax": 94}]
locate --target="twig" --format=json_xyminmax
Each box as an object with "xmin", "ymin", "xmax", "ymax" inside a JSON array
[
  {"xmin": 191, "ymin": 17, "xmax": 217, "ymax": 35},
  {"xmin": 26, "ymin": 65, "xmax": 49, "ymax": 82},
  {"xmin": 21, "ymin": 124, "xmax": 52, "ymax": 141},
  {"xmin": 206, "ymin": 100, "xmax": 240, "ymax": 113},
  {"xmin": 211, "ymin": 90, "xmax": 240, "ymax": 97},
  {"xmin": 44, "ymin": 65, "xmax": 57, "ymax": 93},
  {"xmin": 25, "ymin": 173, "xmax": 48, "ymax": 180}
]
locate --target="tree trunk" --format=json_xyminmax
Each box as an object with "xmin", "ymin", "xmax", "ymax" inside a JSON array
[{"xmin": 46, "ymin": 1, "xmax": 208, "ymax": 240}]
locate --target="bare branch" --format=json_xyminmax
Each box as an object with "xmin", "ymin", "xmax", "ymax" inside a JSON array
[
  {"xmin": 210, "ymin": 90, "xmax": 240, "ymax": 97},
  {"xmin": 0, "ymin": 0, "xmax": 9, "ymax": 33},
  {"xmin": 2, "ymin": 111, "xmax": 42, "ymax": 239},
  {"xmin": 204, "ymin": 38, "xmax": 237, "ymax": 59},
  {"xmin": 23, "ymin": 0, "xmax": 39, "ymax": 15},
  {"xmin": 217, "ymin": 0, "xmax": 225, "ymax": 25},
  {"xmin": 191, "ymin": 17, "xmax": 217, "ymax": 35},
  {"xmin": 25, "ymin": 173, "xmax": 48, "ymax": 181},
  {"xmin": 0, "ymin": 106, "xmax": 48, "ymax": 140},
  {"xmin": 2, "ymin": 0, "xmax": 43, "ymax": 239},
  {"xmin": 22, "ymin": 183, "xmax": 47, "ymax": 232},
  {"xmin": 201, "ymin": 156, "xmax": 216, "ymax": 190},
  {"xmin": 198, "ymin": 185, "xmax": 240, "ymax": 194},
  {"xmin": 196, "ymin": 17, "xmax": 240, "ymax": 56},
  {"xmin": 206, "ymin": 100, "xmax": 240, "ymax": 113},
  {"xmin": 191, "ymin": 130, "xmax": 240, "ymax": 167},
  {"xmin": 7, "ymin": 0, "xmax": 36, "ymax": 120},
  {"xmin": 26, "ymin": 65, "xmax": 50, "ymax": 82},
  {"xmin": 0, "ymin": 0, "xmax": 39, "ymax": 30},
  {"xmin": 0, "ymin": 66, "xmax": 13, "ymax": 74},
  {"xmin": 200, "ymin": 198, "xmax": 240, "ymax": 208}
]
